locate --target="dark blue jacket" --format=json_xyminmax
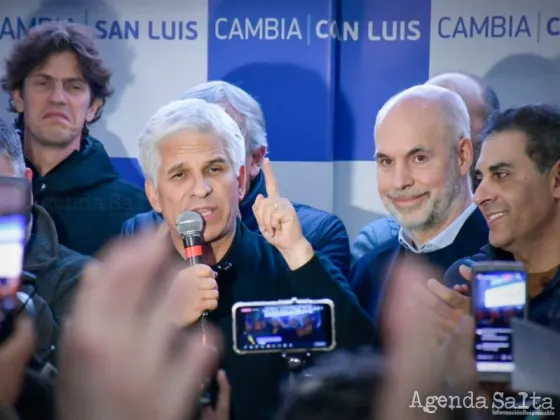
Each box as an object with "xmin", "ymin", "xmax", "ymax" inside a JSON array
[
  {"xmin": 121, "ymin": 170, "xmax": 351, "ymax": 277},
  {"xmin": 350, "ymin": 209, "xmax": 488, "ymax": 327},
  {"xmin": 444, "ymin": 245, "xmax": 560, "ymax": 333},
  {"xmin": 26, "ymin": 136, "xmax": 152, "ymax": 257}
]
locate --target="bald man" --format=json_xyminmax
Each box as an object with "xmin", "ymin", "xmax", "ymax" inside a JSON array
[
  {"xmin": 427, "ymin": 72, "xmax": 500, "ymax": 179},
  {"xmin": 349, "ymin": 85, "xmax": 488, "ymax": 327},
  {"xmin": 352, "ymin": 72, "xmax": 499, "ymax": 262}
]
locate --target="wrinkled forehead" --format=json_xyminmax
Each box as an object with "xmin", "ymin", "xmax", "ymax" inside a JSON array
[
  {"xmin": 158, "ymin": 129, "xmax": 230, "ymax": 165},
  {"xmin": 375, "ymin": 99, "xmax": 449, "ymax": 156},
  {"xmin": 476, "ymin": 130, "xmax": 529, "ymax": 172},
  {"xmin": 29, "ymin": 51, "xmax": 85, "ymax": 80}
]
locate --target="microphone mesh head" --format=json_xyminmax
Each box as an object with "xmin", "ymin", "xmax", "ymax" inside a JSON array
[{"xmin": 176, "ymin": 211, "xmax": 204, "ymax": 236}]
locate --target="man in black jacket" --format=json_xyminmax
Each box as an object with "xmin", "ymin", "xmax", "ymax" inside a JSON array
[
  {"xmin": 1, "ymin": 21, "xmax": 151, "ymax": 257},
  {"xmin": 137, "ymin": 98, "xmax": 377, "ymax": 420},
  {"xmin": 0, "ymin": 118, "xmax": 91, "ymax": 367},
  {"xmin": 123, "ymin": 81, "xmax": 350, "ymax": 278},
  {"xmin": 445, "ymin": 104, "xmax": 560, "ymax": 333}
]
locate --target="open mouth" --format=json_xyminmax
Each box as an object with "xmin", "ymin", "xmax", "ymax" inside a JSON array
[
  {"xmin": 486, "ymin": 211, "xmax": 506, "ymax": 224},
  {"xmin": 192, "ymin": 208, "xmax": 217, "ymax": 219}
]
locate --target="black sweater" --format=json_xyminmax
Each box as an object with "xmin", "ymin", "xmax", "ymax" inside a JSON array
[{"xmin": 177, "ymin": 221, "xmax": 378, "ymax": 420}]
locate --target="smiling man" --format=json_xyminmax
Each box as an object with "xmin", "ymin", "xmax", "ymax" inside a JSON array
[
  {"xmin": 351, "ymin": 72, "xmax": 500, "ymax": 263},
  {"xmin": 0, "ymin": 21, "xmax": 151, "ymax": 257},
  {"xmin": 445, "ymin": 104, "xmax": 560, "ymax": 331},
  {"xmin": 349, "ymin": 85, "xmax": 488, "ymax": 330}
]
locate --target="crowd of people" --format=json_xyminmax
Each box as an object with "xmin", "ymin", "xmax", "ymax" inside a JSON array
[{"xmin": 0, "ymin": 20, "xmax": 559, "ymax": 420}]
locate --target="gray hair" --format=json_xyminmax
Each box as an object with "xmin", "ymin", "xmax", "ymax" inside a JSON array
[
  {"xmin": 181, "ymin": 81, "xmax": 267, "ymax": 153},
  {"xmin": 0, "ymin": 118, "xmax": 25, "ymax": 176},
  {"xmin": 138, "ymin": 98, "xmax": 246, "ymax": 184},
  {"xmin": 374, "ymin": 84, "xmax": 471, "ymax": 152}
]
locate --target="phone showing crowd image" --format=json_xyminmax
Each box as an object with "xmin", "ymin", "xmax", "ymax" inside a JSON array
[
  {"xmin": 0, "ymin": 177, "xmax": 31, "ymax": 343},
  {"xmin": 471, "ymin": 261, "xmax": 528, "ymax": 383},
  {"xmin": 232, "ymin": 298, "xmax": 335, "ymax": 355}
]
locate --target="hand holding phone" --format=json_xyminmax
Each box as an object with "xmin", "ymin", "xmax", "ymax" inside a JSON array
[
  {"xmin": 471, "ymin": 261, "xmax": 528, "ymax": 383},
  {"xmin": 0, "ymin": 177, "xmax": 31, "ymax": 344}
]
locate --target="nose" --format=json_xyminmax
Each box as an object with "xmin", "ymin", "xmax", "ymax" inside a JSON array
[
  {"xmin": 474, "ymin": 178, "xmax": 493, "ymax": 207},
  {"xmin": 49, "ymin": 82, "xmax": 67, "ymax": 104},
  {"xmin": 191, "ymin": 173, "xmax": 212, "ymax": 198},
  {"xmin": 392, "ymin": 161, "xmax": 414, "ymax": 190}
]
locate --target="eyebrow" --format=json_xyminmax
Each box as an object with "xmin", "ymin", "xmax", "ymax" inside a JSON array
[
  {"xmin": 374, "ymin": 146, "xmax": 430, "ymax": 161},
  {"xmin": 475, "ymin": 161, "xmax": 514, "ymax": 177},
  {"xmin": 166, "ymin": 157, "xmax": 228, "ymax": 176},
  {"xmin": 29, "ymin": 72, "xmax": 87, "ymax": 84},
  {"xmin": 488, "ymin": 162, "xmax": 514, "ymax": 172}
]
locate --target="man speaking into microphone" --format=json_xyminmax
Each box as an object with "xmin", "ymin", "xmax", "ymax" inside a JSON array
[{"xmin": 137, "ymin": 98, "xmax": 377, "ymax": 420}]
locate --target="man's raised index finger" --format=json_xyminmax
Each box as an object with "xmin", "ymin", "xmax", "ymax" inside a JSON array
[{"xmin": 263, "ymin": 158, "xmax": 280, "ymax": 198}]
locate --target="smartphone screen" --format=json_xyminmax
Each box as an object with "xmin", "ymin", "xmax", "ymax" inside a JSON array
[
  {"xmin": 0, "ymin": 177, "xmax": 30, "ymax": 342},
  {"xmin": 0, "ymin": 212, "xmax": 26, "ymax": 296},
  {"xmin": 233, "ymin": 301, "xmax": 335, "ymax": 354},
  {"xmin": 0, "ymin": 213, "xmax": 26, "ymax": 342},
  {"xmin": 473, "ymin": 267, "xmax": 527, "ymax": 376}
]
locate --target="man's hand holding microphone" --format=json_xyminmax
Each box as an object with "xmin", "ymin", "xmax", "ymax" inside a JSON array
[
  {"xmin": 167, "ymin": 264, "xmax": 219, "ymax": 327},
  {"xmin": 173, "ymin": 210, "xmax": 228, "ymax": 419}
]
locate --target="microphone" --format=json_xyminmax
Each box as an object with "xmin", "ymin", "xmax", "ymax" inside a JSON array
[
  {"xmin": 176, "ymin": 211, "xmax": 210, "ymax": 343},
  {"xmin": 176, "ymin": 211, "xmax": 204, "ymax": 267},
  {"xmin": 176, "ymin": 211, "xmax": 215, "ymax": 409}
]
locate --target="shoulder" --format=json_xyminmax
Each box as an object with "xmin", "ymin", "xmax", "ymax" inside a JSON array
[
  {"xmin": 352, "ymin": 216, "xmax": 399, "ymax": 260},
  {"xmin": 368, "ymin": 236, "xmax": 401, "ymax": 262},
  {"xmin": 87, "ymin": 178, "xmax": 152, "ymax": 215},
  {"xmin": 121, "ymin": 210, "xmax": 162, "ymax": 235},
  {"xmin": 29, "ymin": 245, "xmax": 91, "ymax": 299},
  {"xmin": 101, "ymin": 178, "xmax": 150, "ymax": 202},
  {"xmin": 56, "ymin": 244, "xmax": 93, "ymax": 273},
  {"xmin": 293, "ymin": 202, "xmax": 348, "ymax": 245},
  {"xmin": 361, "ymin": 217, "xmax": 399, "ymax": 242},
  {"xmin": 293, "ymin": 202, "xmax": 344, "ymax": 230},
  {"xmin": 443, "ymin": 248, "xmax": 492, "ymax": 287},
  {"xmin": 350, "ymin": 238, "xmax": 399, "ymax": 286}
]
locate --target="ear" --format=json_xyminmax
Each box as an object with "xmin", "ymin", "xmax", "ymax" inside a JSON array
[
  {"xmin": 145, "ymin": 179, "xmax": 162, "ymax": 213},
  {"xmin": 252, "ymin": 146, "xmax": 266, "ymax": 167},
  {"xmin": 24, "ymin": 168, "xmax": 32, "ymax": 183},
  {"xmin": 237, "ymin": 165, "xmax": 247, "ymax": 202},
  {"xmin": 86, "ymin": 98, "xmax": 103, "ymax": 123},
  {"xmin": 457, "ymin": 137, "xmax": 473, "ymax": 177},
  {"xmin": 12, "ymin": 90, "xmax": 24, "ymax": 113},
  {"xmin": 550, "ymin": 160, "xmax": 560, "ymax": 199},
  {"xmin": 247, "ymin": 146, "xmax": 266, "ymax": 180}
]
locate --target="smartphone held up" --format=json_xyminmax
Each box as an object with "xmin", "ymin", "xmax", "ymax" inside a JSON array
[
  {"xmin": 232, "ymin": 298, "xmax": 336, "ymax": 355},
  {"xmin": 471, "ymin": 261, "xmax": 528, "ymax": 383},
  {"xmin": 0, "ymin": 176, "xmax": 31, "ymax": 343}
]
